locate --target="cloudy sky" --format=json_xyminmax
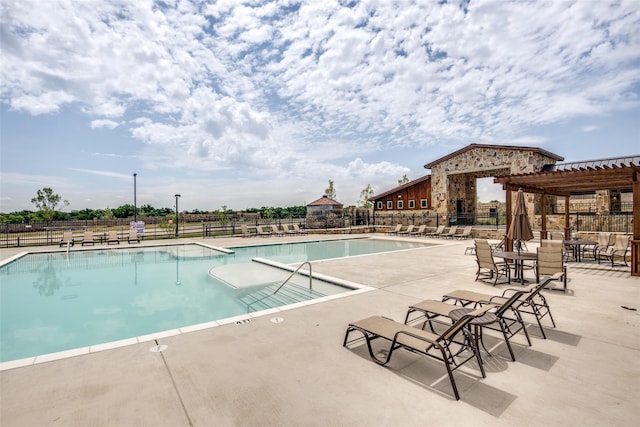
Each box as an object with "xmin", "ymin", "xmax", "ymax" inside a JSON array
[{"xmin": 1, "ymin": 0, "xmax": 639, "ymax": 213}]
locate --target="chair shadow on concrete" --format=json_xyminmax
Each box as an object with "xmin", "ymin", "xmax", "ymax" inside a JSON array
[{"xmin": 347, "ymin": 338, "xmax": 517, "ymax": 416}]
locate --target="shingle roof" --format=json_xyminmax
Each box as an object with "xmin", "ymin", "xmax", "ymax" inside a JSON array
[{"xmin": 307, "ymin": 195, "xmax": 343, "ymax": 206}]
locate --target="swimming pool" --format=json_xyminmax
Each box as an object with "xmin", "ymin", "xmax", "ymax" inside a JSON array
[{"xmin": 0, "ymin": 238, "xmax": 434, "ymax": 366}]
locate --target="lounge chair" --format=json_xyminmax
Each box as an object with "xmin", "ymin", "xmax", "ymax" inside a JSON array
[
  {"xmin": 281, "ymin": 224, "xmax": 297, "ymax": 236},
  {"xmin": 59, "ymin": 231, "xmax": 75, "ymax": 247},
  {"xmin": 107, "ymin": 231, "xmax": 120, "ymax": 245},
  {"xmin": 81, "ymin": 231, "xmax": 96, "ymax": 246},
  {"xmin": 240, "ymin": 224, "xmax": 255, "ymax": 238},
  {"xmin": 409, "ymin": 225, "xmax": 427, "ymax": 236},
  {"xmin": 271, "ymin": 224, "xmax": 285, "ymax": 236},
  {"xmin": 128, "ymin": 230, "xmax": 140, "ymax": 243},
  {"xmin": 440, "ymin": 226, "xmax": 458, "ymax": 239},
  {"xmin": 442, "ymin": 275, "xmax": 561, "ymax": 340},
  {"xmin": 536, "ymin": 245, "xmax": 567, "ymax": 292},
  {"xmin": 455, "ymin": 226, "xmax": 473, "ymax": 240},
  {"xmin": 343, "ymin": 305, "xmax": 492, "ymax": 400},
  {"xmin": 425, "ymin": 225, "xmax": 445, "ymax": 238},
  {"xmin": 256, "ymin": 225, "xmax": 272, "ymax": 237},
  {"xmin": 292, "ymin": 224, "xmax": 308, "ymax": 235},
  {"xmin": 489, "ymin": 235, "xmax": 507, "ymax": 252},
  {"xmin": 597, "ymin": 234, "xmax": 630, "ymax": 267},
  {"xmin": 386, "ymin": 224, "xmax": 402, "ymax": 235},
  {"xmin": 405, "ymin": 289, "xmax": 529, "ymax": 362},
  {"xmin": 398, "ymin": 224, "xmax": 415, "ymax": 236},
  {"xmin": 473, "ymin": 239, "xmax": 511, "ymax": 285}
]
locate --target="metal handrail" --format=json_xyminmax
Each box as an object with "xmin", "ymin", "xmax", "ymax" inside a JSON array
[{"xmin": 247, "ymin": 262, "xmax": 313, "ymax": 310}]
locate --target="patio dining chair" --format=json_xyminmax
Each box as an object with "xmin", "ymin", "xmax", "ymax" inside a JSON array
[
  {"xmin": 474, "ymin": 239, "xmax": 511, "ymax": 286},
  {"xmin": 597, "ymin": 234, "xmax": 631, "ymax": 267},
  {"xmin": 536, "ymin": 245, "xmax": 567, "ymax": 292}
]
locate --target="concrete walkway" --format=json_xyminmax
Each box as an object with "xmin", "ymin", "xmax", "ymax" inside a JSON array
[{"xmin": 1, "ymin": 234, "xmax": 639, "ymax": 426}]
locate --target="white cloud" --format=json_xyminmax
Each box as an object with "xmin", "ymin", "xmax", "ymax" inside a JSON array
[
  {"xmin": 67, "ymin": 168, "xmax": 132, "ymax": 180},
  {"xmin": 0, "ymin": 0, "xmax": 639, "ymax": 210},
  {"xmin": 90, "ymin": 119, "xmax": 120, "ymax": 129}
]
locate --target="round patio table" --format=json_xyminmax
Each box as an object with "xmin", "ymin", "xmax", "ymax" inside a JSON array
[
  {"xmin": 563, "ymin": 239, "xmax": 596, "ymax": 262},
  {"xmin": 449, "ymin": 307, "xmax": 497, "ymax": 371},
  {"xmin": 492, "ymin": 251, "xmax": 537, "ymax": 285}
]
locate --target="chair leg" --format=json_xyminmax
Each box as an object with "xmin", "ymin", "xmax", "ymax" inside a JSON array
[{"xmin": 499, "ymin": 321, "xmax": 516, "ymax": 361}]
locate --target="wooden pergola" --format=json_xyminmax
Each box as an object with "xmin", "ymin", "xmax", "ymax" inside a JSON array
[{"xmin": 494, "ymin": 157, "xmax": 640, "ymax": 276}]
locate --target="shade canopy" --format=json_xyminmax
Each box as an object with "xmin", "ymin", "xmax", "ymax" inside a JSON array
[{"xmin": 507, "ymin": 188, "xmax": 534, "ymax": 251}]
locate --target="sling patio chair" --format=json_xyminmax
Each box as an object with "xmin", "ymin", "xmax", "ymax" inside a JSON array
[
  {"xmin": 473, "ymin": 239, "xmax": 511, "ymax": 286},
  {"xmin": 425, "ymin": 225, "xmax": 445, "ymax": 238},
  {"xmin": 343, "ymin": 305, "xmax": 492, "ymax": 400},
  {"xmin": 536, "ymin": 245, "xmax": 567, "ymax": 292},
  {"xmin": 128, "ymin": 229, "xmax": 140, "ymax": 243},
  {"xmin": 59, "ymin": 231, "xmax": 75, "ymax": 247},
  {"xmin": 409, "ymin": 224, "xmax": 427, "ymax": 236},
  {"xmin": 271, "ymin": 224, "xmax": 285, "ymax": 236},
  {"xmin": 585, "ymin": 232, "xmax": 611, "ymax": 261},
  {"xmin": 398, "ymin": 224, "xmax": 415, "ymax": 236},
  {"xmin": 404, "ymin": 289, "xmax": 529, "ymax": 363},
  {"xmin": 281, "ymin": 224, "xmax": 297, "ymax": 236},
  {"xmin": 81, "ymin": 231, "xmax": 96, "ymax": 246},
  {"xmin": 440, "ymin": 226, "xmax": 459, "ymax": 239},
  {"xmin": 455, "ymin": 226, "xmax": 473, "ymax": 240},
  {"xmin": 292, "ymin": 224, "xmax": 308, "ymax": 235},
  {"xmin": 256, "ymin": 225, "xmax": 273, "ymax": 237},
  {"xmin": 597, "ymin": 234, "xmax": 631, "ymax": 267},
  {"xmin": 442, "ymin": 274, "xmax": 561, "ymax": 340},
  {"xmin": 107, "ymin": 231, "xmax": 120, "ymax": 245},
  {"xmin": 240, "ymin": 224, "xmax": 256, "ymax": 238},
  {"xmin": 386, "ymin": 224, "xmax": 402, "ymax": 235}
]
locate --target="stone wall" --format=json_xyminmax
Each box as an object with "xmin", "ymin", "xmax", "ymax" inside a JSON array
[{"xmin": 429, "ymin": 146, "xmax": 559, "ymax": 217}]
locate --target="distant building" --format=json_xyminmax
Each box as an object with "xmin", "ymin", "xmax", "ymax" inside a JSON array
[
  {"xmin": 369, "ymin": 175, "xmax": 432, "ymax": 212},
  {"xmin": 370, "ymin": 144, "xmax": 564, "ymax": 223},
  {"xmin": 306, "ymin": 195, "xmax": 344, "ymax": 228}
]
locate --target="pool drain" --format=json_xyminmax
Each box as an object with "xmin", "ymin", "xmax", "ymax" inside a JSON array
[
  {"xmin": 235, "ymin": 319, "xmax": 251, "ymax": 325},
  {"xmin": 149, "ymin": 344, "xmax": 168, "ymax": 353}
]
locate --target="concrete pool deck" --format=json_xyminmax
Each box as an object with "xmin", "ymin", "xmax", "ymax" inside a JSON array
[{"xmin": 1, "ymin": 234, "xmax": 638, "ymax": 426}]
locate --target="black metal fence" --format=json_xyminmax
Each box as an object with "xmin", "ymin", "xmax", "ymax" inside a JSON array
[
  {"xmin": 371, "ymin": 212, "xmax": 505, "ymax": 229},
  {"xmin": 1, "ymin": 211, "xmax": 632, "ymax": 248},
  {"xmin": 0, "ymin": 216, "xmax": 309, "ymax": 248}
]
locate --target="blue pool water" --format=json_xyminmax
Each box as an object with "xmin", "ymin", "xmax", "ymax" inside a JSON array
[{"xmin": 0, "ymin": 238, "xmax": 433, "ymax": 363}]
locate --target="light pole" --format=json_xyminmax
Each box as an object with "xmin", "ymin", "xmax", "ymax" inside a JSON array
[
  {"xmin": 175, "ymin": 194, "xmax": 181, "ymax": 238},
  {"xmin": 133, "ymin": 173, "xmax": 137, "ymax": 223}
]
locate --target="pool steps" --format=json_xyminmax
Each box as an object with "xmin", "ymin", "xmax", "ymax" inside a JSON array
[{"xmin": 241, "ymin": 283, "xmax": 326, "ymax": 311}]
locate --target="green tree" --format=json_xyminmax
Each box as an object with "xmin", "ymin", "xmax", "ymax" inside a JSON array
[
  {"xmin": 324, "ymin": 180, "xmax": 336, "ymax": 199},
  {"xmin": 112, "ymin": 204, "xmax": 135, "ymax": 218},
  {"xmin": 397, "ymin": 174, "xmax": 409, "ymax": 186},
  {"xmin": 30, "ymin": 187, "xmax": 69, "ymax": 221},
  {"xmin": 358, "ymin": 184, "xmax": 374, "ymax": 208},
  {"xmin": 101, "ymin": 208, "xmax": 114, "ymax": 220}
]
